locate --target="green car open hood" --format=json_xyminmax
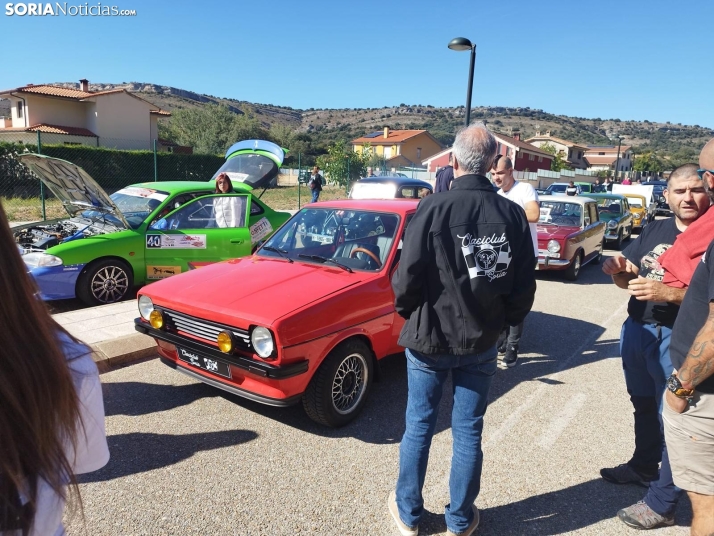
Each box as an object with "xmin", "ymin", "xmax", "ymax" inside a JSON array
[
  {"xmin": 18, "ymin": 154, "xmax": 131, "ymax": 229},
  {"xmin": 210, "ymin": 140, "xmax": 285, "ymax": 189}
]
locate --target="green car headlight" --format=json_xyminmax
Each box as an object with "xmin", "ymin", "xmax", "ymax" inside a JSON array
[
  {"xmin": 22, "ymin": 252, "xmax": 63, "ymax": 269},
  {"xmin": 607, "ymin": 220, "xmax": 618, "ymax": 229}
]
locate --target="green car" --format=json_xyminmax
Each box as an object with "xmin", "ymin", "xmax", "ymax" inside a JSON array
[
  {"xmin": 14, "ymin": 141, "xmax": 291, "ymax": 305},
  {"xmin": 587, "ymin": 193, "xmax": 634, "ymax": 250}
]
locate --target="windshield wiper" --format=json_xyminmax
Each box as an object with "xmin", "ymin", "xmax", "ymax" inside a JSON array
[
  {"xmin": 262, "ymin": 246, "xmax": 294, "ymax": 263},
  {"xmin": 297, "ymin": 254, "xmax": 353, "ymax": 273}
]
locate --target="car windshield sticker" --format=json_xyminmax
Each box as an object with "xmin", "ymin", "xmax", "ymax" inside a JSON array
[
  {"xmin": 458, "ymin": 232, "xmax": 512, "ymax": 282},
  {"xmin": 226, "ymin": 172, "xmax": 250, "ymax": 183},
  {"xmin": 147, "ymin": 265, "xmax": 182, "ymax": 279},
  {"xmin": 146, "ymin": 234, "xmax": 206, "ymax": 249},
  {"xmin": 539, "ymin": 206, "xmax": 552, "ymax": 222},
  {"xmin": 351, "ymin": 183, "xmax": 398, "ymax": 199},
  {"xmin": 250, "ymin": 217, "xmax": 273, "ymax": 244},
  {"xmin": 116, "ymin": 187, "xmax": 169, "ymax": 202}
]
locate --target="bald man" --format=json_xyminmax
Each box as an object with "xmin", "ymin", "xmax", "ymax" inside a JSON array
[{"xmin": 662, "ymin": 138, "xmax": 714, "ymax": 536}]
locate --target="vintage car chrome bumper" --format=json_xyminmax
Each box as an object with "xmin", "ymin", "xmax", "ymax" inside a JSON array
[{"xmin": 537, "ymin": 256, "xmax": 570, "ymax": 269}]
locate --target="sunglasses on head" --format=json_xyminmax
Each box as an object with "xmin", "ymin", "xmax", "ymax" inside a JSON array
[{"xmin": 697, "ymin": 169, "xmax": 714, "ymax": 180}]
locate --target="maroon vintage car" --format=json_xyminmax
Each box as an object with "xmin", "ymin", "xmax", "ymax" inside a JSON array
[{"xmin": 536, "ymin": 195, "xmax": 606, "ymax": 281}]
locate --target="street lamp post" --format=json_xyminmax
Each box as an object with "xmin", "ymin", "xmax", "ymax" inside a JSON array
[
  {"xmin": 613, "ymin": 135, "xmax": 624, "ymax": 181},
  {"xmin": 448, "ymin": 37, "xmax": 477, "ymax": 126}
]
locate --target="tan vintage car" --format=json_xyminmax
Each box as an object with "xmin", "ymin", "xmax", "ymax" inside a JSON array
[{"xmin": 621, "ymin": 193, "xmax": 652, "ymax": 230}]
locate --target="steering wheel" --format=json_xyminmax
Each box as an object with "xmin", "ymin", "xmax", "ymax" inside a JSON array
[{"xmin": 350, "ymin": 247, "xmax": 382, "ymax": 267}]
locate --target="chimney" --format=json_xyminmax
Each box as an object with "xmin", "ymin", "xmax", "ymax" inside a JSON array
[
  {"xmin": 512, "ymin": 128, "xmax": 521, "ymax": 141},
  {"xmin": 545, "ymin": 130, "xmax": 551, "ymax": 136},
  {"xmin": 383, "ymin": 127, "xmax": 389, "ymax": 139},
  {"xmin": 79, "ymin": 78, "xmax": 89, "ymax": 92}
]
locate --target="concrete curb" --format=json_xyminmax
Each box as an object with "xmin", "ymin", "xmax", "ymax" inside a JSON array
[{"xmin": 90, "ymin": 332, "xmax": 157, "ymax": 373}]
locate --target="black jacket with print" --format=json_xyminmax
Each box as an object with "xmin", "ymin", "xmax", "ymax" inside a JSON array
[{"xmin": 392, "ymin": 174, "xmax": 536, "ymax": 355}]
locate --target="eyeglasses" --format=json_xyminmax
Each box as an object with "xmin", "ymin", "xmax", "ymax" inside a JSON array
[{"xmin": 697, "ymin": 169, "xmax": 714, "ymax": 180}]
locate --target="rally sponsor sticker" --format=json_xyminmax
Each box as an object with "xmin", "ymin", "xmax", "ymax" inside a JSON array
[
  {"xmin": 250, "ymin": 217, "xmax": 273, "ymax": 244},
  {"xmin": 146, "ymin": 234, "xmax": 206, "ymax": 249},
  {"xmin": 147, "ymin": 265, "xmax": 182, "ymax": 279}
]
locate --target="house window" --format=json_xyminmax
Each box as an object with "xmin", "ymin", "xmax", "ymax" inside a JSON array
[
  {"xmin": 578, "ymin": 151, "xmax": 582, "ymax": 158},
  {"xmin": 538, "ymin": 156, "xmax": 543, "ymax": 162},
  {"xmin": 417, "ymin": 147, "xmax": 421, "ymax": 159},
  {"xmin": 568, "ymin": 149, "xmax": 572, "ymax": 158},
  {"xmin": 17, "ymin": 101, "xmax": 23, "ymax": 119},
  {"xmin": 529, "ymin": 153, "xmax": 535, "ymax": 161}
]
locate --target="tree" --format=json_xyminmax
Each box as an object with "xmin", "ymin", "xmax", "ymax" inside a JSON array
[
  {"xmin": 540, "ymin": 143, "xmax": 570, "ymax": 172},
  {"xmin": 159, "ymin": 104, "xmax": 268, "ymax": 154},
  {"xmin": 633, "ymin": 152, "xmax": 664, "ymax": 173},
  {"xmin": 316, "ymin": 140, "xmax": 368, "ymax": 193}
]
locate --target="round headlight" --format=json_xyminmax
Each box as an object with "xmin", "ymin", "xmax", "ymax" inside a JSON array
[
  {"xmin": 607, "ymin": 220, "xmax": 618, "ymax": 229},
  {"xmin": 217, "ymin": 330, "xmax": 234, "ymax": 353},
  {"xmin": 149, "ymin": 309, "xmax": 164, "ymax": 329},
  {"xmin": 547, "ymin": 240, "xmax": 561, "ymax": 253},
  {"xmin": 251, "ymin": 327, "xmax": 274, "ymax": 358},
  {"xmin": 138, "ymin": 295, "xmax": 154, "ymax": 320}
]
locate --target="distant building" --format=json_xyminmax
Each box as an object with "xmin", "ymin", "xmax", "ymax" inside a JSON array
[
  {"xmin": 0, "ymin": 79, "xmax": 171, "ymax": 149},
  {"xmin": 352, "ymin": 128, "xmax": 442, "ymax": 168},
  {"xmin": 525, "ymin": 131, "xmax": 589, "ymax": 169},
  {"xmin": 584, "ymin": 145, "xmax": 633, "ymax": 174},
  {"xmin": 422, "ymin": 132, "xmax": 553, "ymax": 173}
]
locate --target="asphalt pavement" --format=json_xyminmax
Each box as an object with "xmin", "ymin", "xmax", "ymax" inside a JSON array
[{"xmin": 59, "ymin": 248, "xmax": 692, "ymax": 536}]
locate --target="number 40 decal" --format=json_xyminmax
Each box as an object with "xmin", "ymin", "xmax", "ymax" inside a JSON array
[{"xmin": 146, "ymin": 235, "xmax": 162, "ymax": 248}]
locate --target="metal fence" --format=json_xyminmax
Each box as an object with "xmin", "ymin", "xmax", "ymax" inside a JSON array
[{"xmin": 1, "ymin": 132, "xmax": 223, "ymax": 223}]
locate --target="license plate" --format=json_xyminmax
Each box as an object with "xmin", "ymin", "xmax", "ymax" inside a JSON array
[{"xmin": 176, "ymin": 346, "xmax": 232, "ymax": 378}]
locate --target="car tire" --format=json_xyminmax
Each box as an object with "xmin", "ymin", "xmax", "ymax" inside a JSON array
[
  {"xmin": 76, "ymin": 258, "xmax": 133, "ymax": 306},
  {"xmin": 564, "ymin": 251, "xmax": 582, "ymax": 281},
  {"xmin": 302, "ymin": 339, "xmax": 374, "ymax": 427}
]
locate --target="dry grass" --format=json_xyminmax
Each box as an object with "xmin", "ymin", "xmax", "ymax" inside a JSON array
[{"xmin": 2, "ymin": 197, "xmax": 65, "ymax": 223}]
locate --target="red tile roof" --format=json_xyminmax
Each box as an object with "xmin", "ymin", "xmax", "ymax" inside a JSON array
[
  {"xmin": 493, "ymin": 133, "xmax": 554, "ymax": 157},
  {"xmin": 150, "ymin": 109, "xmax": 171, "ymax": 116},
  {"xmin": 352, "ymin": 130, "xmax": 429, "ymax": 144},
  {"xmin": 524, "ymin": 134, "xmax": 589, "ymax": 150},
  {"xmin": 0, "ymin": 123, "xmax": 97, "ymax": 137}
]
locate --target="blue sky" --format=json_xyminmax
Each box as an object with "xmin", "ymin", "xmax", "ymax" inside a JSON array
[{"xmin": 3, "ymin": 0, "xmax": 713, "ymax": 128}]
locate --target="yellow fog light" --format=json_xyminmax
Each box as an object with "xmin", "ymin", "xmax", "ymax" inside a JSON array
[
  {"xmin": 217, "ymin": 331, "xmax": 233, "ymax": 353},
  {"xmin": 149, "ymin": 310, "xmax": 164, "ymax": 329}
]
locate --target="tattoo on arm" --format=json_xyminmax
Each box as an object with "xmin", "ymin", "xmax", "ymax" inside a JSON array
[{"xmin": 678, "ymin": 304, "xmax": 714, "ymax": 388}]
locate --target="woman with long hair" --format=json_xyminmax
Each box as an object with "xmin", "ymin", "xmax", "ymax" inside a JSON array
[
  {"xmin": 213, "ymin": 173, "xmax": 245, "ymax": 228},
  {"xmin": 0, "ymin": 205, "xmax": 109, "ymax": 535}
]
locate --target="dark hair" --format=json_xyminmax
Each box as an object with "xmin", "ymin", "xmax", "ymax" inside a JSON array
[
  {"xmin": 0, "ymin": 206, "xmax": 84, "ymax": 532},
  {"xmin": 493, "ymin": 154, "xmax": 513, "ymax": 170},
  {"xmin": 214, "ymin": 173, "xmax": 234, "ymax": 193}
]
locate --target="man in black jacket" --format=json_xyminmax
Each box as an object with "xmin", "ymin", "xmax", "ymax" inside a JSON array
[{"xmin": 388, "ymin": 124, "xmax": 536, "ymax": 536}]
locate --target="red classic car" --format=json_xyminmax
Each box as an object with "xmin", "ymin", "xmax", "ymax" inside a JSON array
[
  {"xmin": 135, "ymin": 200, "xmax": 417, "ymax": 426},
  {"xmin": 537, "ymin": 195, "xmax": 606, "ymax": 281}
]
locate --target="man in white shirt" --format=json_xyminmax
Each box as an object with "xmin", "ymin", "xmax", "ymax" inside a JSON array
[{"xmin": 491, "ymin": 155, "xmax": 540, "ymax": 367}]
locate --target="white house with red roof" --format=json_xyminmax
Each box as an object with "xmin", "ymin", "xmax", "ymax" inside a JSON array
[
  {"xmin": 0, "ymin": 79, "xmax": 170, "ymax": 149},
  {"xmin": 584, "ymin": 144, "xmax": 633, "ymax": 173},
  {"xmin": 525, "ymin": 131, "xmax": 590, "ymax": 169}
]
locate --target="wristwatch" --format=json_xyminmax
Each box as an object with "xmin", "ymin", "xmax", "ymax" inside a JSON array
[{"xmin": 666, "ymin": 374, "xmax": 695, "ymax": 399}]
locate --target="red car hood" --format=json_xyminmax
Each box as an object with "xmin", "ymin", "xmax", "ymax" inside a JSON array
[
  {"xmin": 141, "ymin": 256, "xmax": 364, "ymax": 326},
  {"xmin": 537, "ymin": 224, "xmax": 580, "ymax": 241}
]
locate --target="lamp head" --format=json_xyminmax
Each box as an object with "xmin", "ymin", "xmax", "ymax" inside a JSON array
[{"xmin": 448, "ymin": 37, "xmax": 474, "ymax": 51}]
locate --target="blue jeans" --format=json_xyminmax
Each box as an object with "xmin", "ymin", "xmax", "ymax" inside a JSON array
[
  {"xmin": 311, "ymin": 189, "xmax": 320, "ymax": 203},
  {"xmin": 396, "ymin": 347, "xmax": 497, "ymax": 533},
  {"xmin": 620, "ymin": 317, "xmax": 682, "ymax": 516}
]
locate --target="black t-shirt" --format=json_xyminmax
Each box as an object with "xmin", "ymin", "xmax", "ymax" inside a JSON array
[
  {"xmin": 670, "ymin": 239, "xmax": 714, "ymax": 393},
  {"xmin": 622, "ymin": 218, "xmax": 681, "ymax": 327}
]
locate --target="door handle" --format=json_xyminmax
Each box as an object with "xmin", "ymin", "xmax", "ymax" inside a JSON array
[{"xmin": 230, "ymin": 239, "xmax": 244, "ymax": 244}]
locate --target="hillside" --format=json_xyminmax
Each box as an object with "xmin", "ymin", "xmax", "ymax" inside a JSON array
[{"xmin": 12, "ymin": 81, "xmax": 714, "ymax": 156}]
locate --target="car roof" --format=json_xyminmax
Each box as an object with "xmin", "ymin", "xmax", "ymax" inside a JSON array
[
  {"xmin": 587, "ymin": 193, "xmax": 627, "ymax": 200},
  {"xmin": 357, "ymin": 176, "xmax": 432, "ymax": 188},
  {"xmin": 542, "ymin": 194, "xmax": 596, "ymax": 205},
  {"xmin": 309, "ymin": 198, "xmax": 420, "ymax": 214}
]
